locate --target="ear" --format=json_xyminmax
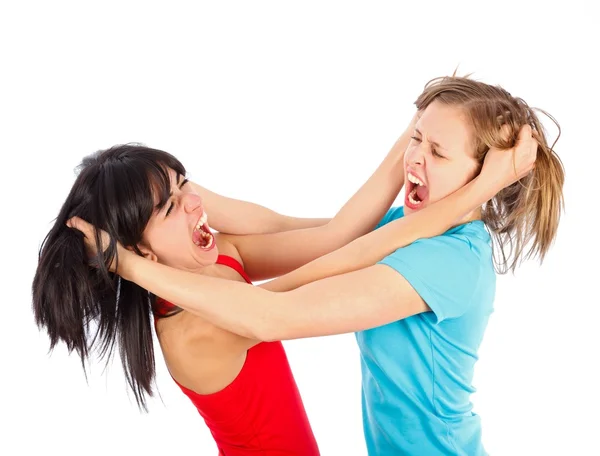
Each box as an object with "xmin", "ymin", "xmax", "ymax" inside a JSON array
[{"xmin": 128, "ymin": 244, "xmax": 158, "ymax": 263}]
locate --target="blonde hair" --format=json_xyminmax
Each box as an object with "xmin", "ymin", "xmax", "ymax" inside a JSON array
[{"xmin": 415, "ymin": 75, "xmax": 565, "ymax": 273}]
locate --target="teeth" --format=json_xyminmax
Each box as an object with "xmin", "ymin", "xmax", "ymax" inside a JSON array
[
  {"xmin": 408, "ymin": 194, "xmax": 421, "ymax": 205},
  {"xmin": 408, "ymin": 187, "xmax": 422, "ymax": 206},
  {"xmin": 196, "ymin": 211, "xmax": 208, "ymax": 229},
  {"xmin": 408, "ymin": 173, "xmax": 424, "ymax": 186},
  {"xmin": 194, "ymin": 229, "xmax": 214, "ymax": 249}
]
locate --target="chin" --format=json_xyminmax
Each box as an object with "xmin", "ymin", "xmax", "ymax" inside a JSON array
[
  {"xmin": 194, "ymin": 245, "xmax": 219, "ymax": 267},
  {"xmin": 403, "ymin": 200, "xmax": 428, "ymax": 214}
]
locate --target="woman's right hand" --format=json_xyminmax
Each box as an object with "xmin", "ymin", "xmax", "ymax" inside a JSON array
[
  {"xmin": 66, "ymin": 216, "xmax": 127, "ymax": 273},
  {"xmin": 481, "ymin": 124, "xmax": 538, "ymax": 191}
]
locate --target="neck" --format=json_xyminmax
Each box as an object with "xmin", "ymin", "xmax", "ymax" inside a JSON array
[
  {"xmin": 159, "ymin": 260, "xmax": 208, "ymax": 276},
  {"xmin": 456, "ymin": 206, "xmax": 482, "ymax": 226}
]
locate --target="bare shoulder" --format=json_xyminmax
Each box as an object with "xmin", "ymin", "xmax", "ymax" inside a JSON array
[
  {"xmin": 156, "ymin": 310, "xmax": 255, "ymax": 394},
  {"xmin": 153, "ymin": 233, "xmax": 258, "ymax": 393}
]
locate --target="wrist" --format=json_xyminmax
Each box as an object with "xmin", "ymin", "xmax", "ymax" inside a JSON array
[
  {"xmin": 116, "ymin": 248, "xmax": 138, "ymax": 281},
  {"xmin": 388, "ymin": 131, "xmax": 411, "ymax": 161},
  {"xmin": 473, "ymin": 172, "xmax": 502, "ymax": 202}
]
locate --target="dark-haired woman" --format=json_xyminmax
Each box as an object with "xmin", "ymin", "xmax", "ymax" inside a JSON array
[
  {"xmin": 35, "ymin": 103, "xmax": 533, "ymax": 454},
  {"xmin": 72, "ymin": 76, "xmax": 563, "ymax": 455},
  {"xmin": 33, "ymin": 117, "xmax": 423, "ymax": 454}
]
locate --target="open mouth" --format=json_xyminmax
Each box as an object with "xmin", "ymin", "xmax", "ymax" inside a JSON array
[
  {"xmin": 192, "ymin": 211, "xmax": 215, "ymax": 250},
  {"xmin": 406, "ymin": 172, "xmax": 429, "ymax": 208}
]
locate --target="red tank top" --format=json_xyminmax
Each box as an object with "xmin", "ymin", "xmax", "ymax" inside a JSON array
[{"xmin": 154, "ymin": 255, "xmax": 320, "ymax": 455}]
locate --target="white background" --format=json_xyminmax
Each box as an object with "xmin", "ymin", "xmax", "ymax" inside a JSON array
[{"xmin": 1, "ymin": 1, "xmax": 598, "ymax": 455}]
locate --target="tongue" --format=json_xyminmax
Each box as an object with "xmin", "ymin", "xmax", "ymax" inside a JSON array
[
  {"xmin": 415, "ymin": 185, "xmax": 428, "ymax": 202},
  {"xmin": 193, "ymin": 229, "xmax": 204, "ymax": 245}
]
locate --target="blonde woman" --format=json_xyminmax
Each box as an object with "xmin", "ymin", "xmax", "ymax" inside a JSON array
[{"xmin": 69, "ymin": 76, "xmax": 564, "ymax": 455}]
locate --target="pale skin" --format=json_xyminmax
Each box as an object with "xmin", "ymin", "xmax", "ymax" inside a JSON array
[
  {"xmin": 69, "ymin": 107, "xmax": 537, "ymax": 395},
  {"xmin": 67, "ymin": 115, "xmax": 416, "ymax": 394},
  {"xmin": 189, "ymin": 182, "xmax": 330, "ymax": 235},
  {"xmin": 186, "ymin": 114, "xmax": 419, "ymax": 236}
]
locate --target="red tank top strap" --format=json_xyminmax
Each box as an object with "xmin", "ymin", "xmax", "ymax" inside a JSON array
[
  {"xmin": 153, "ymin": 255, "xmax": 251, "ymax": 318},
  {"xmin": 216, "ymin": 254, "xmax": 252, "ymax": 284},
  {"xmin": 153, "ymin": 255, "xmax": 318, "ymax": 453},
  {"xmin": 154, "ymin": 297, "xmax": 177, "ymax": 317}
]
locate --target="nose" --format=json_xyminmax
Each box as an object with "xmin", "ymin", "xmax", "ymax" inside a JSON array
[
  {"xmin": 406, "ymin": 144, "xmax": 424, "ymax": 166},
  {"xmin": 183, "ymin": 192, "xmax": 203, "ymax": 213}
]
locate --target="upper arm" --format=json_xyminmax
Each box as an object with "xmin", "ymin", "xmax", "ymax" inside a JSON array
[
  {"xmin": 263, "ymin": 264, "xmax": 430, "ymax": 341},
  {"xmin": 261, "ymin": 231, "xmax": 488, "ymax": 340},
  {"xmin": 261, "ymin": 206, "xmax": 437, "ymax": 293},
  {"xmin": 378, "ymin": 234, "xmax": 485, "ymax": 323},
  {"xmin": 226, "ymin": 207, "xmax": 410, "ymax": 283}
]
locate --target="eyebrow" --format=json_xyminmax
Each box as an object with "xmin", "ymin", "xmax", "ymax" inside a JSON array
[
  {"xmin": 169, "ymin": 172, "xmax": 184, "ymax": 197},
  {"xmin": 415, "ymin": 128, "xmax": 447, "ymax": 151},
  {"xmin": 155, "ymin": 173, "xmax": 187, "ymax": 211}
]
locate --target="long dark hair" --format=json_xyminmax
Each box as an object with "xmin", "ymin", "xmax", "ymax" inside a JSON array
[{"xmin": 32, "ymin": 144, "xmax": 186, "ymax": 410}]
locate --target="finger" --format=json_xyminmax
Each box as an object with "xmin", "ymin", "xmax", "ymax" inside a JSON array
[
  {"xmin": 517, "ymin": 124, "xmax": 533, "ymax": 143},
  {"xmin": 530, "ymin": 139, "xmax": 539, "ymax": 155},
  {"xmin": 67, "ymin": 216, "xmax": 95, "ymax": 239},
  {"xmin": 498, "ymin": 124, "xmax": 511, "ymax": 142},
  {"xmin": 66, "ymin": 216, "xmax": 84, "ymax": 231},
  {"xmin": 66, "ymin": 217, "xmax": 80, "ymax": 229},
  {"xmin": 531, "ymin": 124, "xmax": 538, "ymax": 137}
]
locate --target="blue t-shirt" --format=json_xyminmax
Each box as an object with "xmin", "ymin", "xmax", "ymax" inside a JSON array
[{"xmin": 356, "ymin": 207, "xmax": 496, "ymax": 455}]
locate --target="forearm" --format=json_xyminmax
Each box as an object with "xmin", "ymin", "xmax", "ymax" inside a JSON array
[
  {"xmin": 220, "ymin": 133, "xmax": 410, "ymax": 281},
  {"xmin": 325, "ymin": 132, "xmax": 410, "ymax": 242},
  {"xmin": 119, "ymin": 249, "xmax": 374, "ymax": 342},
  {"xmin": 262, "ymin": 174, "xmax": 497, "ymax": 292},
  {"xmin": 120, "ymin": 252, "xmax": 275, "ymax": 339},
  {"xmin": 189, "ymin": 130, "xmax": 408, "ymax": 239},
  {"xmin": 209, "ymin": 201, "xmax": 327, "ymax": 235},
  {"xmin": 276, "ymin": 215, "xmax": 331, "ymax": 231},
  {"xmin": 190, "ymin": 182, "xmax": 328, "ymax": 235}
]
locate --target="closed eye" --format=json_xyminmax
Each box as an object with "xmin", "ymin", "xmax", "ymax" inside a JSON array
[
  {"xmin": 166, "ymin": 177, "xmax": 190, "ymax": 217},
  {"xmin": 411, "ymin": 136, "xmax": 445, "ymax": 159}
]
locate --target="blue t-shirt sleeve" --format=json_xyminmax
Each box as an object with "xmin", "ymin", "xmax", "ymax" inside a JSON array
[
  {"xmin": 379, "ymin": 233, "xmax": 482, "ymax": 323},
  {"xmin": 375, "ymin": 206, "xmax": 405, "ymax": 230}
]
